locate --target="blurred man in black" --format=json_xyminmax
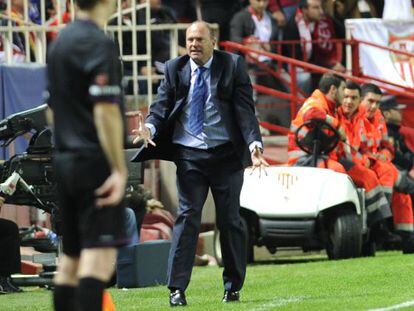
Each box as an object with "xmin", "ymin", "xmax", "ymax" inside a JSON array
[
  {"xmin": 380, "ymin": 96, "xmax": 414, "ymax": 172},
  {"xmin": 47, "ymin": 0, "xmax": 128, "ymax": 310},
  {"xmin": 0, "ymin": 197, "xmax": 22, "ymax": 294}
]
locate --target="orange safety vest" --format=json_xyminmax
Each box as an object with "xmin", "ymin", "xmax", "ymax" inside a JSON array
[
  {"xmin": 336, "ymin": 106, "xmax": 372, "ymax": 167},
  {"xmin": 365, "ymin": 109, "xmax": 394, "ymax": 161},
  {"xmin": 288, "ymin": 89, "xmax": 339, "ymax": 165}
]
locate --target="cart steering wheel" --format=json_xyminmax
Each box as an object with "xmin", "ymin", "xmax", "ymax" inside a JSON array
[{"xmin": 295, "ymin": 118, "xmax": 340, "ymax": 156}]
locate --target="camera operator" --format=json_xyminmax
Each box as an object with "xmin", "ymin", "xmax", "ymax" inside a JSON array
[{"xmin": 0, "ymin": 196, "xmax": 22, "ymax": 294}]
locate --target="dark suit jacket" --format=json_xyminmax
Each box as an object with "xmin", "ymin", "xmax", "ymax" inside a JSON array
[
  {"xmin": 387, "ymin": 123, "xmax": 414, "ymax": 171},
  {"xmin": 131, "ymin": 49, "xmax": 262, "ymax": 168}
]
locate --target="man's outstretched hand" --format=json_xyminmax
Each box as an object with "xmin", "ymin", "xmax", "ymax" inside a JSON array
[
  {"xmin": 250, "ymin": 146, "xmax": 269, "ymax": 177},
  {"xmin": 132, "ymin": 112, "xmax": 156, "ymax": 148}
]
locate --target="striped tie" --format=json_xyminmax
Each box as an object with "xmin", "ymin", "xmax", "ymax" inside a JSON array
[{"xmin": 189, "ymin": 66, "xmax": 207, "ymax": 136}]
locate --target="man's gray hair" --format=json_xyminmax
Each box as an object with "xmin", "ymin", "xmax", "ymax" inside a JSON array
[{"xmin": 187, "ymin": 21, "xmax": 216, "ymax": 39}]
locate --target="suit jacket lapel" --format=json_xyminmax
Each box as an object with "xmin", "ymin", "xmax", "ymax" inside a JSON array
[
  {"xmin": 177, "ymin": 60, "xmax": 191, "ymax": 99},
  {"xmin": 169, "ymin": 60, "xmax": 191, "ymax": 118},
  {"xmin": 210, "ymin": 52, "xmax": 224, "ymax": 89}
]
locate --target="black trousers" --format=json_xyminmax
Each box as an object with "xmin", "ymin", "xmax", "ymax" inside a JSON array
[
  {"xmin": 167, "ymin": 143, "xmax": 246, "ymax": 292},
  {"xmin": 0, "ymin": 218, "xmax": 21, "ymax": 277}
]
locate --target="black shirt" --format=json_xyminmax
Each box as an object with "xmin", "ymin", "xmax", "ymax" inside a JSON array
[
  {"xmin": 387, "ymin": 123, "xmax": 414, "ymax": 171},
  {"xmin": 47, "ymin": 19, "xmax": 124, "ymax": 152}
]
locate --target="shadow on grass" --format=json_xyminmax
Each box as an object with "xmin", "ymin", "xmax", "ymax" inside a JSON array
[{"xmin": 251, "ymin": 256, "xmax": 328, "ymax": 265}]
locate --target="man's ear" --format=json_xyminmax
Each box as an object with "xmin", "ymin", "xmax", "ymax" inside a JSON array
[
  {"xmin": 212, "ymin": 37, "xmax": 217, "ymax": 48},
  {"xmin": 329, "ymin": 85, "xmax": 337, "ymax": 98}
]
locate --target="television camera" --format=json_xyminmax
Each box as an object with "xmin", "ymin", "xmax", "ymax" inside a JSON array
[
  {"xmin": 0, "ymin": 104, "xmax": 144, "ymax": 233},
  {"xmin": 0, "ymin": 104, "xmax": 56, "ymax": 213}
]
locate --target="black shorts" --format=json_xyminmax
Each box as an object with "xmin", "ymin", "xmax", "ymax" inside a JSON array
[{"xmin": 53, "ymin": 151, "xmax": 129, "ymax": 257}]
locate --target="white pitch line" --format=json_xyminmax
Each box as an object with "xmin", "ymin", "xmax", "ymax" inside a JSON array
[
  {"xmin": 251, "ymin": 296, "xmax": 305, "ymax": 311},
  {"xmin": 368, "ymin": 300, "xmax": 414, "ymax": 311}
]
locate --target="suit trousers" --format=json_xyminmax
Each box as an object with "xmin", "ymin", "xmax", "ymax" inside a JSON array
[{"xmin": 167, "ymin": 143, "xmax": 246, "ymax": 292}]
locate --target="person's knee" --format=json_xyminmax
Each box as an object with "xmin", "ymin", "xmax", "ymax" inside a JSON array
[
  {"xmin": 216, "ymin": 216, "xmax": 242, "ymax": 232},
  {"xmin": 54, "ymin": 254, "xmax": 80, "ymax": 286},
  {"xmin": 77, "ymin": 248, "xmax": 117, "ymax": 282}
]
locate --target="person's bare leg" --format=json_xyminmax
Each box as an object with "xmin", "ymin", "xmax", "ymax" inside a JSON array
[
  {"xmin": 53, "ymin": 255, "xmax": 80, "ymax": 311},
  {"xmin": 76, "ymin": 248, "xmax": 117, "ymax": 311}
]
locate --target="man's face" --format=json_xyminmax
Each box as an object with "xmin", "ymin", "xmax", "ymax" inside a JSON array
[
  {"xmin": 384, "ymin": 108, "xmax": 403, "ymax": 125},
  {"xmin": 186, "ymin": 23, "xmax": 216, "ymax": 66},
  {"xmin": 334, "ymin": 81, "xmax": 346, "ymax": 106},
  {"xmin": 303, "ymin": 0, "xmax": 324, "ymax": 22},
  {"xmin": 134, "ymin": 0, "xmax": 160, "ymax": 10},
  {"xmin": 249, "ymin": 0, "xmax": 268, "ymax": 15},
  {"xmin": 334, "ymin": 0, "xmax": 345, "ymax": 18},
  {"xmin": 123, "ymin": 0, "xmax": 132, "ymax": 9},
  {"xmin": 342, "ymin": 88, "xmax": 360, "ymax": 117},
  {"xmin": 361, "ymin": 92, "xmax": 382, "ymax": 119},
  {"xmin": 146, "ymin": 0, "xmax": 161, "ymax": 9},
  {"xmin": 12, "ymin": 0, "xmax": 24, "ymax": 11}
]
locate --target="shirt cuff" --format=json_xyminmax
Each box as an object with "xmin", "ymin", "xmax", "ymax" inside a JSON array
[
  {"xmin": 145, "ymin": 123, "xmax": 156, "ymax": 138},
  {"xmin": 249, "ymin": 141, "xmax": 263, "ymax": 153}
]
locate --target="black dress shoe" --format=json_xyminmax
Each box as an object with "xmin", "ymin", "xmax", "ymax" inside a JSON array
[
  {"xmin": 0, "ymin": 277, "xmax": 22, "ymax": 293},
  {"xmin": 170, "ymin": 289, "xmax": 187, "ymax": 307},
  {"xmin": 222, "ymin": 290, "xmax": 240, "ymax": 303}
]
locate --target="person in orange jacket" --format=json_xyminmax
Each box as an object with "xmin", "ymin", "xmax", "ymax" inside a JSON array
[
  {"xmin": 288, "ymin": 75, "xmax": 392, "ymax": 231},
  {"xmin": 361, "ymin": 83, "xmax": 414, "ymax": 196},
  {"xmin": 288, "ymin": 73, "xmax": 346, "ymax": 172},
  {"xmin": 335, "ymin": 81, "xmax": 392, "ymax": 234},
  {"xmin": 360, "ymin": 83, "xmax": 414, "ymax": 253}
]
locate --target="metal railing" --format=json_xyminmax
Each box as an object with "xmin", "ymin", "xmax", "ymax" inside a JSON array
[
  {"xmin": 221, "ymin": 40, "xmax": 414, "ymax": 133},
  {"xmin": 0, "ymin": 1, "xmax": 218, "ymax": 107}
]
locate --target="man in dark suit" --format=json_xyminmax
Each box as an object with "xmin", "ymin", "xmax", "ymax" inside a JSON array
[{"xmin": 132, "ymin": 21, "xmax": 268, "ymax": 306}]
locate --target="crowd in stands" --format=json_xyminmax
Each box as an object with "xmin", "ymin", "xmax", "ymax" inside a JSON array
[
  {"xmin": 1, "ymin": 0, "xmax": 414, "ymax": 98},
  {"xmin": 0, "ymin": 0, "xmax": 72, "ymax": 61},
  {"xmin": 0, "ymin": 1, "xmax": 410, "ymax": 63}
]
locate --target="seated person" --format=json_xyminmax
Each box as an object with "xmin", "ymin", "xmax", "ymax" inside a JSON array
[
  {"xmin": 0, "ymin": 196, "xmax": 22, "ymax": 293},
  {"xmin": 230, "ymin": 0, "xmax": 280, "ymax": 60},
  {"xmin": 125, "ymin": 184, "xmax": 150, "ymax": 236},
  {"xmin": 267, "ymin": 0, "xmax": 298, "ymax": 27},
  {"xmin": 230, "ymin": 0, "xmax": 288, "ymax": 125},
  {"xmin": 108, "ymin": 0, "xmax": 186, "ymax": 95},
  {"xmin": 337, "ymin": 81, "xmax": 409, "ymax": 247},
  {"xmin": 123, "ymin": 207, "xmax": 139, "ymax": 246},
  {"xmin": 288, "ymin": 75, "xmax": 392, "ymax": 237},
  {"xmin": 288, "ymin": 73, "xmax": 345, "ymax": 171},
  {"xmin": 283, "ymin": 0, "xmax": 345, "ymax": 95},
  {"xmin": 380, "ymin": 96, "xmax": 414, "ymax": 172},
  {"xmin": 359, "ymin": 84, "xmax": 414, "ymax": 251}
]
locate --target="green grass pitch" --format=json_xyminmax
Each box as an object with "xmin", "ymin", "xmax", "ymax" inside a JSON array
[{"xmin": 1, "ymin": 251, "xmax": 413, "ymax": 310}]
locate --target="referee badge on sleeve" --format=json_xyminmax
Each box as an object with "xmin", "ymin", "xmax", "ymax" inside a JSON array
[{"xmin": 89, "ymin": 73, "xmax": 121, "ymax": 102}]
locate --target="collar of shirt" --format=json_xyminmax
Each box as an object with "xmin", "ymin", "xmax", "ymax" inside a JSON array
[{"xmin": 189, "ymin": 55, "xmax": 213, "ymax": 74}]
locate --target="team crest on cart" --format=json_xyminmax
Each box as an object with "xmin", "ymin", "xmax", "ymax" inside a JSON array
[{"xmin": 277, "ymin": 172, "xmax": 298, "ymax": 190}]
